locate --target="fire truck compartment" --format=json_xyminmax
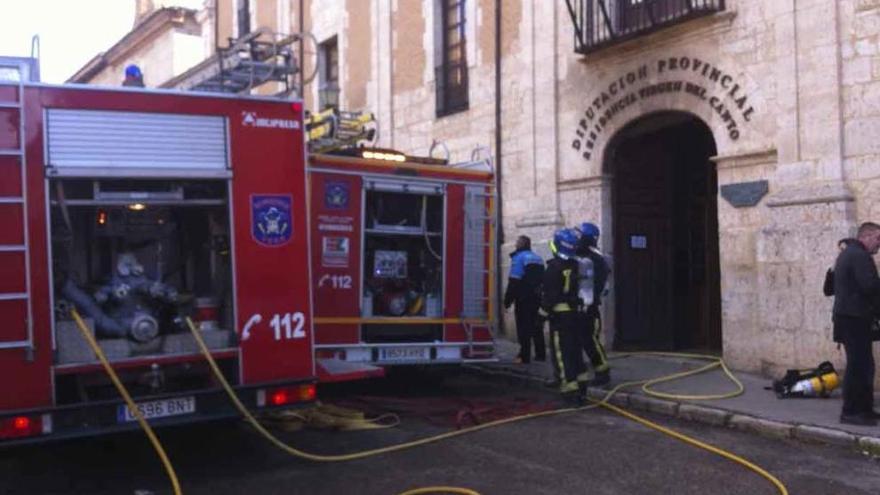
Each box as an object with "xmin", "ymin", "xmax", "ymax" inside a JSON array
[
  {"xmin": 362, "ymin": 189, "xmax": 444, "ymax": 319},
  {"xmin": 49, "ymin": 178, "xmax": 235, "ymax": 367}
]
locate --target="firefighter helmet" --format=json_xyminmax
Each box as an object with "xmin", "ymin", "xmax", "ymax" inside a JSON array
[
  {"xmin": 575, "ymin": 222, "xmax": 600, "ymax": 248},
  {"xmin": 550, "ymin": 228, "xmax": 579, "ymax": 260}
]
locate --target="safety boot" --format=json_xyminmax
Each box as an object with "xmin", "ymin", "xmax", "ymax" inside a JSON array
[
  {"xmin": 590, "ymin": 370, "xmax": 611, "ymax": 387},
  {"xmin": 561, "ymin": 391, "xmax": 584, "ymax": 408}
]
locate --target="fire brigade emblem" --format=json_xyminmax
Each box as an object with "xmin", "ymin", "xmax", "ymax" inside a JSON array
[
  {"xmin": 252, "ymin": 195, "xmax": 292, "ymax": 247},
  {"xmin": 324, "ymin": 182, "xmax": 350, "ymax": 209}
]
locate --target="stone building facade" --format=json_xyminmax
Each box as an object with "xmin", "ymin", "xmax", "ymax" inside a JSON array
[
  {"xmin": 72, "ymin": 0, "xmax": 880, "ymax": 384},
  {"xmin": 68, "ymin": 4, "xmax": 206, "ymax": 87}
]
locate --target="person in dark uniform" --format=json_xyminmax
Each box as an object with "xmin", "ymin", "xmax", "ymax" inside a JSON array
[
  {"xmin": 504, "ymin": 235, "xmax": 546, "ymax": 363},
  {"xmin": 833, "ymin": 222, "xmax": 880, "ymax": 426},
  {"xmin": 574, "ymin": 222, "xmax": 612, "ymax": 386},
  {"xmin": 542, "ymin": 228, "xmax": 589, "ymax": 406}
]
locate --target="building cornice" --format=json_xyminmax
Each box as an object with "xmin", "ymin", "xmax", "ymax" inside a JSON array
[
  {"xmin": 67, "ymin": 7, "xmax": 198, "ymax": 83},
  {"xmin": 710, "ymin": 148, "xmax": 777, "ymax": 170},
  {"xmin": 557, "ymin": 174, "xmax": 611, "ymax": 192}
]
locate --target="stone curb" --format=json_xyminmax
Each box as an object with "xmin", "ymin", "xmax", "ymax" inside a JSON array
[
  {"xmin": 857, "ymin": 436, "xmax": 880, "ymax": 456},
  {"xmin": 462, "ymin": 363, "xmax": 880, "ymax": 454}
]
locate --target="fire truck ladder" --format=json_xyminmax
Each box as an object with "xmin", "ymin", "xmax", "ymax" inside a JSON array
[
  {"xmin": 461, "ymin": 181, "xmax": 498, "ymax": 359},
  {"xmin": 0, "ymin": 73, "xmax": 34, "ymax": 358},
  {"xmin": 171, "ymin": 29, "xmax": 318, "ymax": 97}
]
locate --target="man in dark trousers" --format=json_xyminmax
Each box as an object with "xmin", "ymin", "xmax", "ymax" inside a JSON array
[
  {"xmin": 833, "ymin": 222, "xmax": 880, "ymax": 426},
  {"xmin": 574, "ymin": 222, "xmax": 612, "ymax": 386},
  {"xmin": 504, "ymin": 235, "xmax": 545, "ymax": 363},
  {"xmin": 543, "ymin": 228, "xmax": 589, "ymax": 405}
]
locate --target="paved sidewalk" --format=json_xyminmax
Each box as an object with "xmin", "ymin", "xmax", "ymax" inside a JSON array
[{"xmin": 470, "ymin": 337, "xmax": 880, "ymax": 455}]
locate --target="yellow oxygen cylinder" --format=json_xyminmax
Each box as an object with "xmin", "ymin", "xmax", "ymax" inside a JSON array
[{"xmin": 790, "ymin": 371, "xmax": 840, "ymax": 397}]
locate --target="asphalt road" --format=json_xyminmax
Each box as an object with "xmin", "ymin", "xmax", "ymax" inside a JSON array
[{"xmin": 2, "ymin": 369, "xmax": 878, "ymax": 495}]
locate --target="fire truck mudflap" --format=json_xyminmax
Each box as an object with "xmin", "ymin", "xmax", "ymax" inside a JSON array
[{"xmin": 0, "ymin": 82, "xmax": 315, "ymax": 445}]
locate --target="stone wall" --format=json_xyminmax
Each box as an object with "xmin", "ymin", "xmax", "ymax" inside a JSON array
[{"xmin": 85, "ymin": 27, "xmax": 204, "ymax": 88}]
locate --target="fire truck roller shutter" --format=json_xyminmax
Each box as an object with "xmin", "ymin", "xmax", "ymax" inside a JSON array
[{"xmin": 45, "ymin": 109, "xmax": 229, "ymax": 178}]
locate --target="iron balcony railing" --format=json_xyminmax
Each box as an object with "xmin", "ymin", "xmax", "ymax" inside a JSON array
[{"xmin": 565, "ymin": 0, "xmax": 725, "ymax": 54}]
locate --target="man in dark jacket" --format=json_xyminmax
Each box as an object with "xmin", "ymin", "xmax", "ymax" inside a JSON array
[
  {"xmin": 833, "ymin": 222, "xmax": 880, "ymax": 426},
  {"xmin": 543, "ymin": 228, "xmax": 589, "ymax": 406},
  {"xmin": 504, "ymin": 236, "xmax": 546, "ymax": 363}
]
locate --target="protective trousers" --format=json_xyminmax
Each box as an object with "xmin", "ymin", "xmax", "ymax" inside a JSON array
[
  {"xmin": 836, "ymin": 315, "xmax": 876, "ymax": 416},
  {"xmin": 549, "ymin": 311, "xmax": 588, "ymax": 395},
  {"xmin": 515, "ymin": 300, "xmax": 545, "ymax": 363},
  {"xmin": 581, "ymin": 305, "xmax": 609, "ymax": 373}
]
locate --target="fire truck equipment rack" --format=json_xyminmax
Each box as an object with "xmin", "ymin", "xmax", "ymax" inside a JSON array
[{"xmin": 163, "ymin": 28, "xmax": 318, "ymax": 97}]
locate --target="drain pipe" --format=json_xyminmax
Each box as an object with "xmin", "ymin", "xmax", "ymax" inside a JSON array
[
  {"xmin": 494, "ymin": 0, "xmax": 505, "ymax": 334},
  {"xmin": 299, "ymin": 0, "xmax": 305, "ymax": 97}
]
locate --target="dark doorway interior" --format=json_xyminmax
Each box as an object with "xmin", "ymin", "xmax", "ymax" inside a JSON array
[{"xmin": 608, "ymin": 112, "xmax": 721, "ymax": 352}]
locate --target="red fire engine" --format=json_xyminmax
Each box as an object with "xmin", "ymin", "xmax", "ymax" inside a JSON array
[
  {"xmin": 0, "ymin": 52, "xmax": 497, "ymax": 444},
  {"xmin": 0, "ymin": 69, "xmax": 316, "ymax": 445},
  {"xmin": 307, "ymin": 122, "xmax": 498, "ymax": 382}
]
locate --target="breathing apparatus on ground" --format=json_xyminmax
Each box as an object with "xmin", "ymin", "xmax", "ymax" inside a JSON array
[{"xmin": 770, "ymin": 361, "xmax": 840, "ymax": 398}]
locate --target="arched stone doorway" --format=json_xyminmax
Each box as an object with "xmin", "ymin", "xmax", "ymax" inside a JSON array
[{"xmin": 605, "ymin": 111, "xmax": 722, "ymax": 352}]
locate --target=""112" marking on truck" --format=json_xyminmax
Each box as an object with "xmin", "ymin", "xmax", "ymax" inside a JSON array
[{"xmin": 241, "ymin": 312, "xmax": 306, "ymax": 341}]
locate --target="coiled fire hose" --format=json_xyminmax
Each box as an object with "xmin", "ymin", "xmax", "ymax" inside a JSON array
[{"xmin": 69, "ymin": 309, "xmax": 788, "ymax": 495}]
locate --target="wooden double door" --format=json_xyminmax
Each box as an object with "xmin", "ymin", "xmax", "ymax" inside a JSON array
[{"xmin": 611, "ymin": 116, "xmax": 721, "ymax": 352}]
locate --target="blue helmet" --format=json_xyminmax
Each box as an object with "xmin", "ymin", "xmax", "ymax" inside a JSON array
[
  {"xmin": 576, "ymin": 222, "xmax": 600, "ymax": 247},
  {"xmin": 550, "ymin": 228, "xmax": 579, "ymax": 260},
  {"xmin": 125, "ymin": 64, "xmax": 143, "ymax": 78}
]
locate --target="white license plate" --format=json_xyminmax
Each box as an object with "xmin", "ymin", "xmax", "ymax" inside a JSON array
[
  {"xmin": 379, "ymin": 347, "xmax": 430, "ymax": 362},
  {"xmin": 117, "ymin": 396, "xmax": 196, "ymax": 423}
]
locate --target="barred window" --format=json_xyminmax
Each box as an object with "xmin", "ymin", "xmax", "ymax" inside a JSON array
[
  {"xmin": 436, "ymin": 0, "xmax": 468, "ymax": 117},
  {"xmin": 319, "ymin": 36, "xmax": 340, "ymax": 109},
  {"xmin": 237, "ymin": 0, "xmax": 251, "ymax": 37}
]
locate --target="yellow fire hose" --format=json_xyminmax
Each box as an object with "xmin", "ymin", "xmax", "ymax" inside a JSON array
[
  {"xmin": 69, "ymin": 310, "xmax": 788, "ymax": 495},
  {"xmin": 70, "ymin": 309, "xmax": 183, "ymax": 495}
]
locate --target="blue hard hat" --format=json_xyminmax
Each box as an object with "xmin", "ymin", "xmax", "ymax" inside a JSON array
[
  {"xmin": 576, "ymin": 222, "xmax": 600, "ymax": 240},
  {"xmin": 550, "ymin": 228, "xmax": 579, "ymax": 260},
  {"xmin": 125, "ymin": 64, "xmax": 143, "ymax": 78}
]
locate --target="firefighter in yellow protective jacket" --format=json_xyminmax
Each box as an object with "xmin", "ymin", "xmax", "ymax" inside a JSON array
[{"xmin": 542, "ymin": 228, "xmax": 589, "ymax": 406}]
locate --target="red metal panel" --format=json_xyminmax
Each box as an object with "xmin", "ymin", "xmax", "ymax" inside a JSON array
[
  {"xmin": 0, "ymin": 108, "xmax": 20, "ymax": 150},
  {"xmin": 0, "ymin": 252, "xmax": 26, "ymax": 293},
  {"xmin": 444, "ymin": 184, "xmax": 465, "ymax": 341},
  {"xmin": 0, "ymin": 156, "xmax": 22, "ymax": 196},
  {"xmin": 227, "ymin": 100, "xmax": 314, "ymax": 385},
  {"xmin": 310, "ymin": 172, "xmax": 361, "ymax": 344},
  {"xmin": 0, "ymin": 86, "xmax": 17, "ymax": 103},
  {"xmin": 0, "ymin": 204, "xmax": 24, "ymax": 245},
  {"xmin": 0, "ymin": 87, "xmax": 51, "ymax": 410},
  {"xmin": 308, "ymin": 154, "xmax": 492, "ymax": 183},
  {"xmin": 314, "ymin": 324, "xmax": 359, "ymax": 344},
  {"xmin": 0, "ymin": 300, "xmax": 28, "ymax": 342}
]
